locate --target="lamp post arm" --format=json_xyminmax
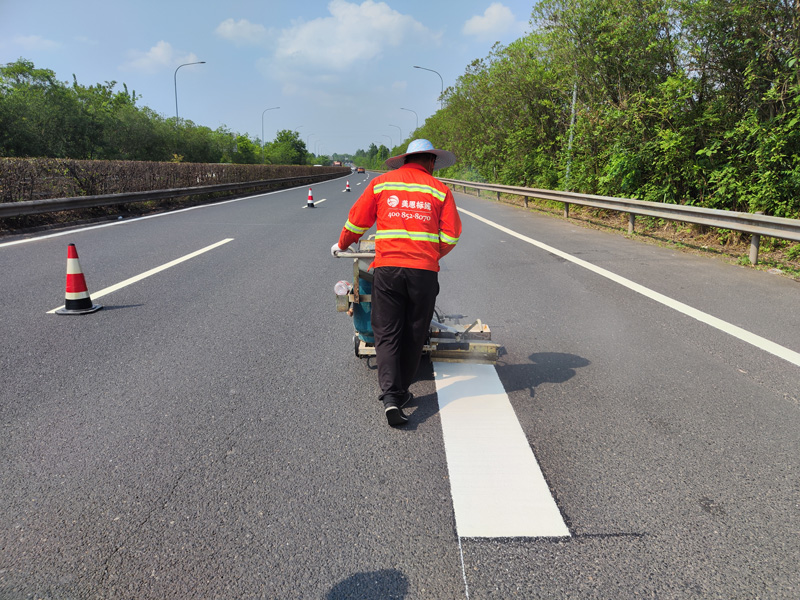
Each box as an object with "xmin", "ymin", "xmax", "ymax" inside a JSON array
[
  {"xmin": 389, "ymin": 124, "xmax": 402, "ymax": 143},
  {"xmin": 413, "ymin": 65, "xmax": 443, "ymax": 108},
  {"xmin": 401, "ymin": 108, "xmax": 418, "ymax": 131},
  {"xmin": 174, "ymin": 61, "xmax": 206, "ymax": 123}
]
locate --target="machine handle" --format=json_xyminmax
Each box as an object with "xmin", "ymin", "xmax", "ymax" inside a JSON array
[{"xmin": 334, "ymin": 251, "xmax": 376, "ymax": 258}]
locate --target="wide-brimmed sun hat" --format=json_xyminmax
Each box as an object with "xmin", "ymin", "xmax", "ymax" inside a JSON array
[{"xmin": 384, "ymin": 139, "xmax": 457, "ymax": 171}]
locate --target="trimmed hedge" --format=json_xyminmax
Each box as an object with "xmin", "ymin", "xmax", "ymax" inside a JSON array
[{"xmin": 0, "ymin": 158, "xmax": 347, "ymax": 203}]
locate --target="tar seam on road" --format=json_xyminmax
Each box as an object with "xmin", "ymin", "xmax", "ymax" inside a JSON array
[
  {"xmin": 458, "ymin": 207, "xmax": 800, "ymax": 368},
  {"xmin": 47, "ymin": 238, "xmax": 234, "ymax": 313},
  {"xmin": 457, "ymin": 535, "xmax": 470, "ymax": 599}
]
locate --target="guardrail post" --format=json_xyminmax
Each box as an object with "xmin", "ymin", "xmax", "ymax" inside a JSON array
[
  {"xmin": 750, "ymin": 233, "xmax": 760, "ymax": 265},
  {"xmin": 497, "ymin": 191, "xmax": 501, "ymax": 202},
  {"xmin": 749, "ymin": 211, "xmax": 764, "ymax": 265},
  {"xmin": 628, "ymin": 213, "xmax": 635, "ymax": 234},
  {"xmin": 563, "ymin": 202, "xmax": 569, "ymax": 218},
  {"xmin": 524, "ymin": 196, "xmax": 529, "ymax": 208}
]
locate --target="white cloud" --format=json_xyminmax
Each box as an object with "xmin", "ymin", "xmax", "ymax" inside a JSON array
[
  {"xmin": 462, "ymin": 3, "xmax": 526, "ymax": 41},
  {"xmin": 215, "ymin": 18, "xmax": 268, "ymax": 46},
  {"xmin": 121, "ymin": 41, "xmax": 200, "ymax": 73},
  {"xmin": 273, "ymin": 0, "xmax": 438, "ymax": 72},
  {"xmin": 9, "ymin": 35, "xmax": 60, "ymax": 52}
]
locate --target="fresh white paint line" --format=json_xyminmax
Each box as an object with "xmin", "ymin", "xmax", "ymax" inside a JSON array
[
  {"xmin": 304, "ymin": 198, "xmax": 327, "ymax": 207},
  {"xmin": 459, "ymin": 207, "xmax": 800, "ymax": 368},
  {"xmin": 434, "ymin": 361, "xmax": 571, "ymax": 538},
  {"xmin": 47, "ymin": 238, "xmax": 234, "ymax": 313}
]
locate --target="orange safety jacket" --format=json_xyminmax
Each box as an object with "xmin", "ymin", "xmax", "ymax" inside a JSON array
[{"xmin": 338, "ymin": 163, "xmax": 462, "ymax": 272}]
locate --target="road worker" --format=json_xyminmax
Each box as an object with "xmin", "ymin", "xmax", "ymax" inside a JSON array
[{"xmin": 331, "ymin": 139, "xmax": 461, "ymax": 427}]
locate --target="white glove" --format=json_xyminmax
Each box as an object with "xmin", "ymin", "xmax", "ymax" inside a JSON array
[{"xmin": 331, "ymin": 242, "xmax": 342, "ymax": 257}]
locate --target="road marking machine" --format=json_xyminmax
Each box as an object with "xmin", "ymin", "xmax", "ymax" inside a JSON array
[{"xmin": 334, "ymin": 239, "xmax": 501, "ymax": 363}]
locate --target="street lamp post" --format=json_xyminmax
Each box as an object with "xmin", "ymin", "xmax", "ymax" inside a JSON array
[
  {"xmin": 400, "ymin": 107, "xmax": 418, "ymax": 131},
  {"xmin": 565, "ymin": 79, "xmax": 578, "ymax": 191},
  {"xmin": 413, "ymin": 65, "xmax": 443, "ymax": 109},
  {"xmin": 174, "ymin": 61, "xmax": 206, "ymax": 124},
  {"xmin": 382, "ymin": 134, "xmax": 392, "ymax": 149},
  {"xmin": 261, "ymin": 106, "xmax": 280, "ymax": 163},
  {"xmin": 389, "ymin": 124, "xmax": 402, "ymax": 144}
]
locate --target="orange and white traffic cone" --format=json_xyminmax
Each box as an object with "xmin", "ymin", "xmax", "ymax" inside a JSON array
[
  {"xmin": 345, "ymin": 181, "xmax": 351, "ymax": 192},
  {"xmin": 55, "ymin": 243, "xmax": 102, "ymax": 315},
  {"xmin": 307, "ymin": 187, "xmax": 315, "ymax": 208}
]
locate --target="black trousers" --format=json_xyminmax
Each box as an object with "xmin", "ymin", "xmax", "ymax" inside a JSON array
[{"xmin": 371, "ymin": 266, "xmax": 439, "ymax": 404}]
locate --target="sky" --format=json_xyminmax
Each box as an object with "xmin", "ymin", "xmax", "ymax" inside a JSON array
[{"xmin": 0, "ymin": 0, "xmax": 534, "ymax": 156}]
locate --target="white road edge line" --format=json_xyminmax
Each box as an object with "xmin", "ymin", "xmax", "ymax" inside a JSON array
[
  {"xmin": 47, "ymin": 238, "xmax": 234, "ymax": 313},
  {"xmin": 459, "ymin": 207, "xmax": 800, "ymax": 368},
  {"xmin": 434, "ymin": 361, "xmax": 571, "ymax": 538}
]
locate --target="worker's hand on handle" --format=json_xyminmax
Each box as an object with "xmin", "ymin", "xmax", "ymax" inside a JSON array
[{"xmin": 331, "ymin": 242, "xmax": 343, "ymax": 257}]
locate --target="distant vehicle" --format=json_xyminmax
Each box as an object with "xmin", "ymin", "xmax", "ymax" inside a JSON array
[
  {"xmin": 356, "ymin": 167, "xmax": 365, "ymax": 173},
  {"xmin": 332, "ymin": 160, "xmax": 342, "ymax": 166}
]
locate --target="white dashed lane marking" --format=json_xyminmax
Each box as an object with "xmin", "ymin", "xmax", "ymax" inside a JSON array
[{"xmin": 47, "ymin": 238, "xmax": 234, "ymax": 313}]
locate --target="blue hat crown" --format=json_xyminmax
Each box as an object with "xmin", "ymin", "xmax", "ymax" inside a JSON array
[{"xmin": 406, "ymin": 139, "xmax": 435, "ymax": 153}]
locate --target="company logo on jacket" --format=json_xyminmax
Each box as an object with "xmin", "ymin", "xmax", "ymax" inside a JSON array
[{"xmin": 387, "ymin": 195, "xmax": 400, "ymax": 207}]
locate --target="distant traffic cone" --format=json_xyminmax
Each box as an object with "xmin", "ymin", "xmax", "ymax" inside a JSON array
[
  {"xmin": 55, "ymin": 244, "xmax": 102, "ymax": 315},
  {"xmin": 345, "ymin": 181, "xmax": 351, "ymax": 192},
  {"xmin": 307, "ymin": 187, "xmax": 315, "ymax": 208}
]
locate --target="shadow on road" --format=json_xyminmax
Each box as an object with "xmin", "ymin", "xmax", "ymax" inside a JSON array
[
  {"xmin": 403, "ymin": 352, "xmax": 590, "ymax": 427},
  {"xmin": 326, "ymin": 568, "xmax": 409, "ymax": 599},
  {"xmin": 495, "ymin": 351, "xmax": 590, "ymax": 398}
]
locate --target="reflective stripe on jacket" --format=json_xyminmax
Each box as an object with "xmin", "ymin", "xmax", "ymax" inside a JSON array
[{"xmin": 338, "ymin": 163, "xmax": 461, "ymax": 272}]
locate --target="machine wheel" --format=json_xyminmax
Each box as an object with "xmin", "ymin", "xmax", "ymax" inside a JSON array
[{"xmin": 353, "ymin": 334, "xmax": 360, "ymax": 358}]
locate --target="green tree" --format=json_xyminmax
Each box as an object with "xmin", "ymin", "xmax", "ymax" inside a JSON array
[
  {"xmin": 265, "ymin": 129, "xmax": 307, "ymax": 165},
  {"xmin": 230, "ymin": 134, "xmax": 259, "ymax": 164},
  {"xmin": 0, "ymin": 58, "xmax": 269, "ymax": 165},
  {"xmin": 0, "ymin": 58, "xmax": 76, "ymax": 157}
]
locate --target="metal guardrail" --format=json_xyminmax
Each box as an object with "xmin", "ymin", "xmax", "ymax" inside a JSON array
[
  {"xmin": 0, "ymin": 172, "xmax": 341, "ymax": 219},
  {"xmin": 440, "ymin": 178, "xmax": 800, "ymax": 265}
]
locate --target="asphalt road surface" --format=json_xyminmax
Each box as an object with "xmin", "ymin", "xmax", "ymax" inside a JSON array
[{"xmin": 1, "ymin": 173, "xmax": 798, "ymax": 599}]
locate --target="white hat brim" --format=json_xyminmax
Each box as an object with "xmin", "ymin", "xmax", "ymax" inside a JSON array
[{"xmin": 385, "ymin": 148, "xmax": 457, "ymax": 171}]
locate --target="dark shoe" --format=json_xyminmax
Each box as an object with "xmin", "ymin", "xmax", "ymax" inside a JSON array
[
  {"xmin": 385, "ymin": 405, "xmax": 409, "ymax": 427},
  {"xmin": 398, "ymin": 391, "xmax": 413, "ymax": 409}
]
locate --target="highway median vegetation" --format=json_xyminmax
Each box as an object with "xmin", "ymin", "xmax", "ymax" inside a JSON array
[
  {"xmin": 0, "ymin": 158, "xmax": 347, "ymax": 203},
  {"xmin": 0, "ymin": 158, "xmax": 345, "ymax": 234}
]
